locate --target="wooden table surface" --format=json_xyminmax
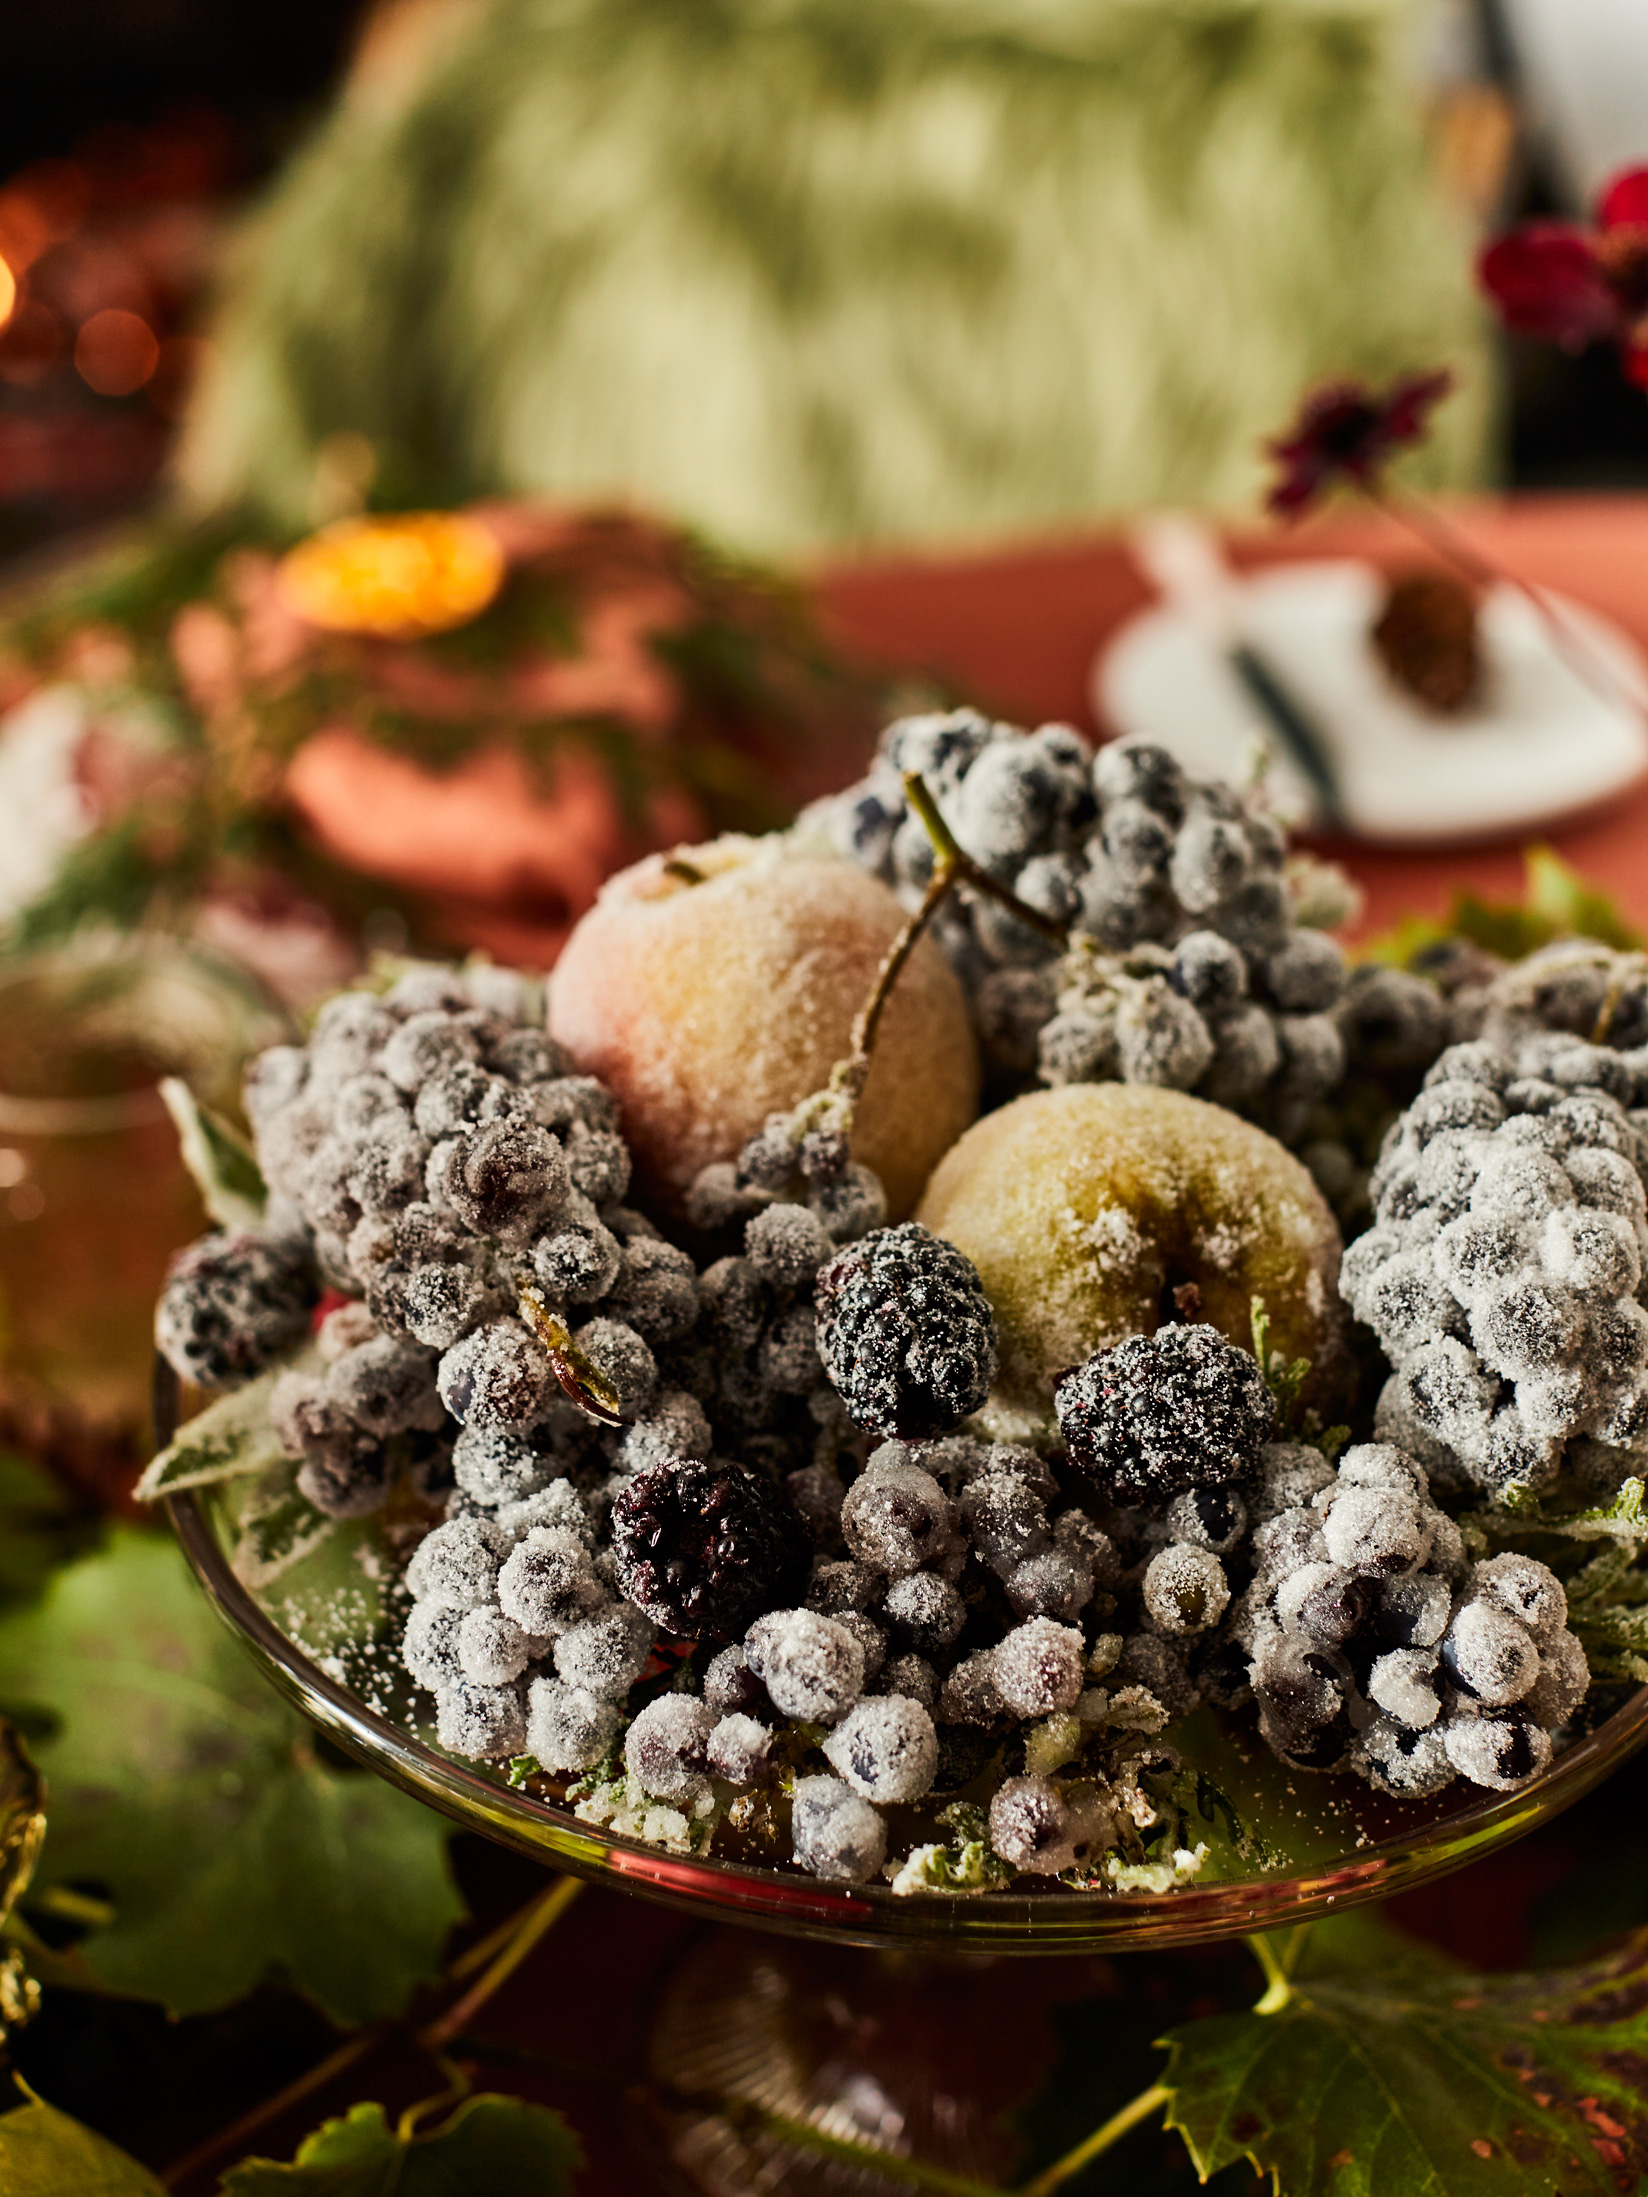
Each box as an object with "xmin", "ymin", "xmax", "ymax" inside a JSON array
[{"xmin": 815, "ymin": 494, "xmax": 1648, "ymax": 944}]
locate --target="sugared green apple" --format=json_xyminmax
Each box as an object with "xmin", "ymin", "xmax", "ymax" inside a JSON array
[
  {"xmin": 548, "ymin": 835, "xmax": 979, "ymax": 1217},
  {"xmin": 916, "ymin": 1082, "xmax": 1348, "ymax": 1414}
]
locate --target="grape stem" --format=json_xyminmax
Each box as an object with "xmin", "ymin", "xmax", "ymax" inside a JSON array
[
  {"xmin": 1013, "ymin": 2081, "xmax": 1172, "ymax": 2196},
  {"xmin": 159, "ymin": 1875, "xmax": 581, "ymax": 2189},
  {"xmin": 831, "ymin": 768, "xmax": 1069, "ymax": 1118}
]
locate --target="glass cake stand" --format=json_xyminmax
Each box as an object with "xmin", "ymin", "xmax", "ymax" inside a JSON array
[{"xmin": 166, "ymin": 1481, "xmax": 1648, "ymax": 1954}]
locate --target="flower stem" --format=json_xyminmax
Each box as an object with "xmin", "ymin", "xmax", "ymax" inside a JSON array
[{"xmin": 1013, "ymin": 2081, "xmax": 1171, "ymax": 2196}]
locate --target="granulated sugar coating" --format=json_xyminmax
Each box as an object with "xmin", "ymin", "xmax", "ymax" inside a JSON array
[
  {"xmin": 155, "ymin": 721, "xmax": 1648, "ymax": 1902},
  {"xmin": 548, "ymin": 836, "xmax": 979, "ymax": 1217},
  {"xmin": 917, "ymin": 1083, "xmax": 1347, "ymax": 1411}
]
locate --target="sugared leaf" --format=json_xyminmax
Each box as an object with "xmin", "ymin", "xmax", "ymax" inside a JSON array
[
  {"xmin": 0, "ymin": 2086, "xmax": 167, "ymax": 2197},
  {"xmin": 0, "ymin": 1530, "xmax": 461, "ymax": 2023},
  {"xmin": 158, "ymin": 1077, "xmax": 268, "ymax": 1229},
  {"xmin": 135, "ymin": 1358, "xmax": 310, "ymax": 1502},
  {"xmin": 220, "ymin": 2095, "xmax": 581, "ymax": 2194},
  {"xmin": 1161, "ymin": 1923, "xmax": 1648, "ymax": 2193}
]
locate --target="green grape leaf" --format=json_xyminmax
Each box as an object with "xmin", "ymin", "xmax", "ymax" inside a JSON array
[
  {"xmin": 1161, "ymin": 1925, "xmax": 1648, "ymax": 2193},
  {"xmin": 1365, "ymin": 844, "xmax": 1643, "ymax": 969},
  {"xmin": 0, "ymin": 2085, "xmax": 167, "ymax": 2197},
  {"xmin": 158, "ymin": 1076, "xmax": 268, "ymax": 1229},
  {"xmin": 1524, "ymin": 844, "xmax": 1644, "ymax": 954},
  {"xmin": 135, "ymin": 1357, "xmax": 310, "ymax": 1502},
  {"xmin": 220, "ymin": 2096, "xmax": 582, "ymax": 2195},
  {"xmin": 0, "ymin": 1530, "xmax": 462, "ymax": 2024}
]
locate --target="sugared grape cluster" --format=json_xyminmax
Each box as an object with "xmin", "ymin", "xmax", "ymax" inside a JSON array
[
  {"xmin": 1229, "ymin": 1443, "xmax": 1587, "ymax": 1795},
  {"xmin": 1342, "ymin": 1037, "xmax": 1648, "ymax": 1502},
  {"xmin": 807, "ymin": 712, "xmax": 1445, "ymax": 1162}
]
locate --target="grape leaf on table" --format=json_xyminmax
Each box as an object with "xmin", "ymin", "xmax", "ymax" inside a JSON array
[
  {"xmin": 1161, "ymin": 1920, "xmax": 1648, "ymax": 2194},
  {"xmin": 220, "ymin": 2096, "xmax": 581, "ymax": 2194},
  {"xmin": 0, "ymin": 2086, "xmax": 167, "ymax": 2196},
  {"xmin": 0, "ymin": 1529, "xmax": 462, "ymax": 2024}
]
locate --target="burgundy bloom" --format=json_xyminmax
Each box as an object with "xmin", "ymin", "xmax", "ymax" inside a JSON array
[
  {"xmin": 1479, "ymin": 166, "xmax": 1648, "ymax": 390},
  {"xmin": 1265, "ymin": 369, "xmax": 1454, "ymax": 518}
]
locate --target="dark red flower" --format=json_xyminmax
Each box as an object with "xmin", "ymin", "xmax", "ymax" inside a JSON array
[
  {"xmin": 1264, "ymin": 369, "xmax": 1454, "ymax": 518},
  {"xmin": 1479, "ymin": 165, "xmax": 1648, "ymax": 390}
]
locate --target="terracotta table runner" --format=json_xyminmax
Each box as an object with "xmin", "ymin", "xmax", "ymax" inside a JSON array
[{"xmin": 815, "ymin": 494, "xmax": 1648, "ymax": 944}]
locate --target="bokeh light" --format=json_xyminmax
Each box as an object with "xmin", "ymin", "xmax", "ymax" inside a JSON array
[
  {"xmin": 0, "ymin": 259, "xmax": 15, "ymax": 330},
  {"xmin": 74, "ymin": 306, "xmax": 159, "ymax": 396}
]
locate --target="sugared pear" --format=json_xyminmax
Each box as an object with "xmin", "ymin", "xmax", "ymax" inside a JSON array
[
  {"xmin": 548, "ymin": 835, "xmax": 979, "ymax": 1217},
  {"xmin": 916, "ymin": 1082, "xmax": 1348, "ymax": 1414}
]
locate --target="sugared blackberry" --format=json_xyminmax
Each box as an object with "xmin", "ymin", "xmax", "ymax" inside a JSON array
[
  {"xmin": 155, "ymin": 1230, "xmax": 318, "ymax": 1390},
  {"xmin": 1055, "ymin": 1322, "xmax": 1274, "ymax": 1506},
  {"xmin": 814, "ymin": 1223, "xmax": 998, "ymax": 1437},
  {"xmin": 610, "ymin": 1460, "xmax": 812, "ymax": 1643}
]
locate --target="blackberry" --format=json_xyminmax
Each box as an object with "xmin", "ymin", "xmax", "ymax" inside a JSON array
[
  {"xmin": 155, "ymin": 1230, "xmax": 318, "ymax": 1390},
  {"xmin": 1055, "ymin": 1323, "xmax": 1274, "ymax": 1506},
  {"xmin": 610, "ymin": 1459, "xmax": 812, "ymax": 1643},
  {"xmin": 814, "ymin": 1223, "xmax": 998, "ymax": 1438}
]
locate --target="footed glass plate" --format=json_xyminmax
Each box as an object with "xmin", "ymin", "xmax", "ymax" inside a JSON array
[{"xmin": 166, "ymin": 1475, "xmax": 1648, "ymax": 1954}]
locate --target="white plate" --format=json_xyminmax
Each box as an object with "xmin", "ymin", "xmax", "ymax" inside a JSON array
[{"xmin": 1095, "ymin": 559, "xmax": 1648, "ymax": 844}]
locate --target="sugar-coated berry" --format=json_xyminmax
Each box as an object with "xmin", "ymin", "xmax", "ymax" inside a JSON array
[
  {"xmin": 1164, "ymin": 1484, "xmax": 1248, "ymax": 1555},
  {"xmin": 702, "ymin": 1644, "xmax": 768, "ymax": 1720},
  {"xmin": 525, "ymin": 1676, "xmax": 620, "ymax": 1773},
  {"xmin": 496, "ymin": 1526, "xmax": 603, "ymax": 1635},
  {"xmin": 992, "ymin": 1618, "xmax": 1084, "ymax": 1718},
  {"xmin": 1367, "ymin": 1647, "xmax": 1443, "ymax": 1729},
  {"xmin": 155, "ymin": 1231, "xmax": 318, "ymax": 1390},
  {"xmin": 745, "ymin": 1202, "xmax": 834, "ymax": 1287},
  {"xmin": 875, "ymin": 1577, "xmax": 961, "ymax": 1663},
  {"xmin": 436, "ymin": 1678, "xmax": 526, "ymax": 1762},
  {"xmin": 1442, "ymin": 1705, "xmax": 1551, "ymax": 1790},
  {"xmin": 1356, "ymin": 1715, "xmax": 1455, "ymax": 1798},
  {"xmin": 1523, "ymin": 1630, "xmax": 1590, "ymax": 1729},
  {"xmin": 457, "ymin": 1607, "xmax": 534, "ymax": 1685},
  {"xmin": 611, "ymin": 1460, "xmax": 812, "ymax": 1643},
  {"xmin": 814, "ymin": 1223, "xmax": 998, "ymax": 1438},
  {"xmin": 707, "ymin": 1712, "xmax": 773, "ymax": 1785},
  {"xmin": 745, "ymin": 1608, "xmax": 866, "ymax": 1724},
  {"xmin": 452, "ymin": 1425, "xmax": 551, "ymax": 1509},
  {"xmin": 402, "ymin": 1601, "xmax": 465, "ymax": 1692},
  {"xmin": 571, "ymin": 1317, "xmax": 659, "ymax": 1419},
  {"xmin": 822, "ymin": 1694, "xmax": 939, "ymax": 1803},
  {"xmin": 437, "ymin": 1320, "xmax": 553, "ymax": 1429},
  {"xmin": 1142, "ymin": 1544, "xmax": 1230, "ymax": 1634},
  {"xmin": 1469, "ymin": 1553, "xmax": 1567, "ymax": 1643},
  {"xmin": 554, "ymin": 1605, "xmax": 654, "ymax": 1699},
  {"xmin": 1056, "ymin": 1324, "xmax": 1274, "ymax": 1507},
  {"xmin": 790, "ymin": 1774, "xmax": 887, "ymax": 1885},
  {"xmin": 1441, "ymin": 1601, "xmax": 1540, "ymax": 1708},
  {"xmin": 840, "ymin": 1455, "xmax": 960, "ymax": 1580},
  {"xmin": 625, "ymin": 1694, "xmax": 715, "ymax": 1804},
  {"xmin": 407, "ymin": 1516, "xmax": 506, "ymax": 1609}
]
